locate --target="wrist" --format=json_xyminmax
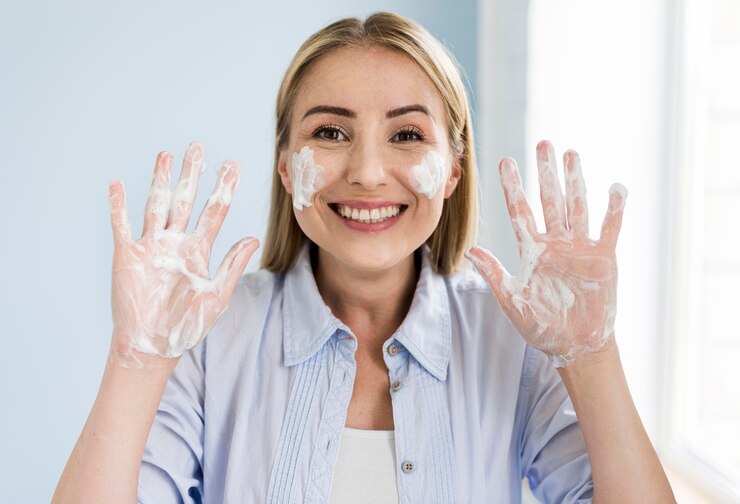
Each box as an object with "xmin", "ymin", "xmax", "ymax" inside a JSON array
[
  {"xmin": 551, "ymin": 331, "xmax": 617, "ymax": 369},
  {"xmin": 108, "ymin": 334, "xmax": 180, "ymax": 372},
  {"xmin": 555, "ymin": 335, "xmax": 620, "ymax": 380}
]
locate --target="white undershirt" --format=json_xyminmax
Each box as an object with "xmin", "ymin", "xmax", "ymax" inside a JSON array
[{"xmin": 328, "ymin": 428, "xmax": 400, "ymax": 504}]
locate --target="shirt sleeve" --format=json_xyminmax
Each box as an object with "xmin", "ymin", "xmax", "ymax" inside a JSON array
[
  {"xmin": 516, "ymin": 345, "xmax": 594, "ymax": 504},
  {"xmin": 138, "ymin": 342, "xmax": 206, "ymax": 504}
]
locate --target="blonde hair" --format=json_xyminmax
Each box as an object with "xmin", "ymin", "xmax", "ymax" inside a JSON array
[{"xmin": 261, "ymin": 12, "xmax": 478, "ymax": 274}]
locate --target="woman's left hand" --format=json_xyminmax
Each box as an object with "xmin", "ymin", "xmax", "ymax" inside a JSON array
[{"xmin": 466, "ymin": 140, "xmax": 627, "ymax": 367}]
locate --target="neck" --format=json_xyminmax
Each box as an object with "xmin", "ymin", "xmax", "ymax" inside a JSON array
[{"xmin": 313, "ymin": 245, "xmax": 419, "ymax": 346}]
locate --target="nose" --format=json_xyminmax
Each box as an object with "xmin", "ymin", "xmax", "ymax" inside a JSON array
[{"xmin": 345, "ymin": 140, "xmax": 388, "ymax": 190}]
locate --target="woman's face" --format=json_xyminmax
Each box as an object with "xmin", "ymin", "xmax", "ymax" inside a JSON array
[{"xmin": 278, "ymin": 45, "xmax": 461, "ymax": 274}]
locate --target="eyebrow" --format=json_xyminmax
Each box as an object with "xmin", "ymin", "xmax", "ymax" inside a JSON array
[
  {"xmin": 300, "ymin": 104, "xmax": 432, "ymax": 121},
  {"xmin": 302, "ymin": 105, "xmax": 356, "ymax": 120},
  {"xmin": 386, "ymin": 104, "xmax": 431, "ymax": 119}
]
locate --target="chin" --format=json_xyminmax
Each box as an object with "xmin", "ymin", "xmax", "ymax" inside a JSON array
[{"xmin": 316, "ymin": 238, "xmax": 417, "ymax": 274}]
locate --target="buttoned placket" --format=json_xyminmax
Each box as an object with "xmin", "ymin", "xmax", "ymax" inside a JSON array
[
  {"xmin": 383, "ymin": 335, "xmax": 456, "ymax": 504},
  {"xmin": 383, "ymin": 338, "xmax": 419, "ymax": 501}
]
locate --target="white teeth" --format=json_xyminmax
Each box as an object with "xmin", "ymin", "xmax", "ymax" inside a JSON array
[{"xmin": 335, "ymin": 204, "xmax": 402, "ymax": 223}]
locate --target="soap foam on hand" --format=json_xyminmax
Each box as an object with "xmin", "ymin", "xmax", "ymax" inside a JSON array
[
  {"xmin": 108, "ymin": 142, "xmax": 259, "ymax": 368},
  {"xmin": 464, "ymin": 141, "xmax": 626, "ymax": 368}
]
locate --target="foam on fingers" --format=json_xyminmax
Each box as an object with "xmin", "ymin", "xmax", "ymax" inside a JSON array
[
  {"xmin": 109, "ymin": 145, "xmax": 255, "ymax": 367},
  {"xmin": 108, "ymin": 179, "xmax": 131, "ymax": 244}
]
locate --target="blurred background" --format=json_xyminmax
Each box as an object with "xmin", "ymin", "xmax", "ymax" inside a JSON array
[{"xmin": 1, "ymin": 0, "xmax": 738, "ymax": 502}]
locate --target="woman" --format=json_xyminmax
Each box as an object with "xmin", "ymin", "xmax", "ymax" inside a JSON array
[{"xmin": 53, "ymin": 12, "xmax": 675, "ymax": 503}]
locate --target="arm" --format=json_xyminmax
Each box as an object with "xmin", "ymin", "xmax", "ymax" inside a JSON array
[
  {"xmin": 467, "ymin": 140, "xmax": 674, "ymax": 502},
  {"xmin": 52, "ymin": 356, "xmax": 178, "ymax": 503},
  {"xmin": 556, "ymin": 339, "xmax": 672, "ymax": 502},
  {"xmin": 52, "ymin": 143, "xmax": 258, "ymax": 503}
]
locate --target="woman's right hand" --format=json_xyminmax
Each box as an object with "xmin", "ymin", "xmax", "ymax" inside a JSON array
[{"xmin": 107, "ymin": 142, "xmax": 259, "ymax": 368}]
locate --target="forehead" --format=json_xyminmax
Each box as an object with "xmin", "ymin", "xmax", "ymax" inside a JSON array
[{"xmin": 293, "ymin": 45, "xmax": 445, "ymax": 120}]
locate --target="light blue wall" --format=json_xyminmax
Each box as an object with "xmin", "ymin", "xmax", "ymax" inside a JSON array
[{"xmin": 0, "ymin": 1, "xmax": 477, "ymax": 501}]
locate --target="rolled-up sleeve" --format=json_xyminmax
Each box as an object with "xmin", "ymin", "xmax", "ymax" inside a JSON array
[
  {"xmin": 517, "ymin": 345, "xmax": 594, "ymax": 504},
  {"xmin": 138, "ymin": 342, "xmax": 206, "ymax": 504}
]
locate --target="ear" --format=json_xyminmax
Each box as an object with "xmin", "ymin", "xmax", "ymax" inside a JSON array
[
  {"xmin": 443, "ymin": 155, "xmax": 462, "ymax": 199},
  {"xmin": 278, "ymin": 149, "xmax": 293, "ymax": 195}
]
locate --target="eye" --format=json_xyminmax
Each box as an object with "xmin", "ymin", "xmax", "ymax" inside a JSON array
[
  {"xmin": 391, "ymin": 126, "xmax": 425, "ymax": 143},
  {"xmin": 312, "ymin": 124, "xmax": 349, "ymax": 141}
]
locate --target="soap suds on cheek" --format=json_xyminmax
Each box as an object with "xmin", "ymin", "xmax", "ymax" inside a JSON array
[
  {"xmin": 411, "ymin": 151, "xmax": 446, "ymax": 199},
  {"xmin": 291, "ymin": 146, "xmax": 324, "ymax": 210}
]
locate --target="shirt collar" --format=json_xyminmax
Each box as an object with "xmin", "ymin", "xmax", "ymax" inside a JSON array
[{"xmin": 282, "ymin": 242, "xmax": 452, "ymax": 381}]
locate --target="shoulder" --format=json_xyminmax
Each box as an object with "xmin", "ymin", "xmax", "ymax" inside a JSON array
[
  {"xmin": 442, "ymin": 267, "xmax": 527, "ymax": 363},
  {"xmin": 443, "ymin": 268, "xmax": 513, "ymax": 332},
  {"xmin": 227, "ymin": 269, "xmax": 282, "ymax": 318},
  {"xmin": 235, "ymin": 268, "xmax": 280, "ymax": 298},
  {"xmin": 204, "ymin": 268, "xmax": 283, "ymax": 356},
  {"xmin": 444, "ymin": 266, "xmax": 491, "ymax": 293}
]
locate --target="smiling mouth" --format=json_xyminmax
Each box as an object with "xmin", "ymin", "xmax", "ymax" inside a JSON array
[{"xmin": 329, "ymin": 203, "xmax": 408, "ymax": 224}]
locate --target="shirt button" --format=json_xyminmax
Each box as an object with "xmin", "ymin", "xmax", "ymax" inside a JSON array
[
  {"xmin": 387, "ymin": 344, "xmax": 399, "ymax": 356},
  {"xmin": 391, "ymin": 380, "xmax": 403, "ymax": 392},
  {"xmin": 401, "ymin": 460, "xmax": 416, "ymax": 474}
]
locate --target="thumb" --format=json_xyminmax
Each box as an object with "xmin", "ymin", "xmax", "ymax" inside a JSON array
[
  {"xmin": 214, "ymin": 237, "xmax": 260, "ymax": 302},
  {"xmin": 465, "ymin": 245, "xmax": 513, "ymax": 307}
]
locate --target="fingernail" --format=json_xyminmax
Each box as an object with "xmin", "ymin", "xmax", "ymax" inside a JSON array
[
  {"xmin": 465, "ymin": 246, "xmax": 483, "ymax": 270},
  {"xmin": 220, "ymin": 160, "xmax": 240, "ymax": 175},
  {"xmin": 536, "ymin": 141, "xmax": 549, "ymax": 163},
  {"xmin": 186, "ymin": 141, "xmax": 204, "ymax": 163},
  {"xmin": 609, "ymin": 183, "xmax": 628, "ymax": 212},
  {"xmin": 468, "ymin": 257, "xmax": 484, "ymax": 276}
]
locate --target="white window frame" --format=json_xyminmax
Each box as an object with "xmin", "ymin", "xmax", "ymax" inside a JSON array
[{"xmin": 659, "ymin": 0, "xmax": 740, "ymax": 501}]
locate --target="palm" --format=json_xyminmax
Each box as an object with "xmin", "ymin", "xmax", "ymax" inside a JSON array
[
  {"xmin": 467, "ymin": 141, "xmax": 626, "ymax": 367},
  {"xmin": 112, "ymin": 231, "xmax": 218, "ymax": 357}
]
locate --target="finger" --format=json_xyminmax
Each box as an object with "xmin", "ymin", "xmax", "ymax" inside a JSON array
[
  {"xmin": 193, "ymin": 160, "xmax": 241, "ymax": 248},
  {"xmin": 499, "ymin": 158, "xmax": 539, "ymax": 246},
  {"xmin": 599, "ymin": 183, "xmax": 628, "ymax": 249},
  {"xmin": 214, "ymin": 237, "xmax": 260, "ymax": 302},
  {"xmin": 108, "ymin": 179, "xmax": 131, "ymax": 246},
  {"xmin": 465, "ymin": 245, "xmax": 510, "ymax": 287},
  {"xmin": 167, "ymin": 141, "xmax": 206, "ymax": 232},
  {"xmin": 563, "ymin": 150, "xmax": 589, "ymax": 236},
  {"xmin": 142, "ymin": 151, "xmax": 173, "ymax": 237},
  {"xmin": 465, "ymin": 245, "xmax": 525, "ymax": 323},
  {"xmin": 536, "ymin": 140, "xmax": 566, "ymax": 232}
]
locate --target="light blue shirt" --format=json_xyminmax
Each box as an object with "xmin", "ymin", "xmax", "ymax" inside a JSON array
[{"xmin": 138, "ymin": 243, "xmax": 594, "ymax": 503}]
